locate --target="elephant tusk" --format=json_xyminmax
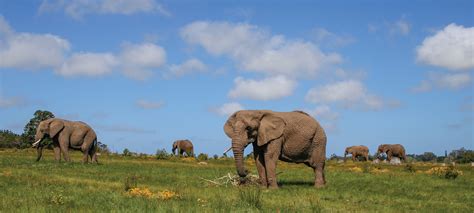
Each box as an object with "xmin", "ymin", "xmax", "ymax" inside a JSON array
[
  {"xmin": 223, "ymin": 146, "xmax": 232, "ymax": 155},
  {"xmin": 32, "ymin": 139, "xmax": 42, "ymax": 147}
]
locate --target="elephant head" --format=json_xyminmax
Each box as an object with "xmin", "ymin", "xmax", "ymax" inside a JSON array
[
  {"xmin": 224, "ymin": 110, "xmax": 286, "ymax": 178},
  {"xmin": 344, "ymin": 146, "xmax": 352, "ymax": 160},
  {"xmin": 32, "ymin": 118, "xmax": 64, "ymax": 147},
  {"xmin": 172, "ymin": 141, "xmax": 178, "ymax": 155},
  {"xmin": 376, "ymin": 144, "xmax": 390, "ymax": 157}
]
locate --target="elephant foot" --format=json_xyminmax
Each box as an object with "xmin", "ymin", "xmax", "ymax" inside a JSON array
[{"xmin": 314, "ymin": 181, "xmax": 326, "ymax": 188}]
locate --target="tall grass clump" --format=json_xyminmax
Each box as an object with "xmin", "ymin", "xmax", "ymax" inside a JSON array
[{"xmin": 238, "ymin": 187, "xmax": 263, "ymax": 209}]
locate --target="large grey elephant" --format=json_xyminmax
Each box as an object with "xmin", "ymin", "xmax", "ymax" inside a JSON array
[
  {"xmin": 224, "ymin": 110, "xmax": 327, "ymax": 188},
  {"xmin": 32, "ymin": 118, "xmax": 98, "ymax": 163},
  {"xmin": 172, "ymin": 139, "xmax": 194, "ymax": 157},
  {"xmin": 376, "ymin": 144, "xmax": 406, "ymax": 162},
  {"xmin": 344, "ymin": 145, "xmax": 369, "ymax": 161}
]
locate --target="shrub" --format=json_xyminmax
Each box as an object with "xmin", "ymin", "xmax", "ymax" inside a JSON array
[
  {"xmin": 404, "ymin": 163, "xmax": 416, "ymax": 173},
  {"xmin": 122, "ymin": 148, "xmax": 131, "ymax": 157},
  {"xmin": 197, "ymin": 153, "xmax": 209, "ymax": 161},
  {"xmin": 124, "ymin": 175, "xmax": 139, "ymax": 191},
  {"xmin": 156, "ymin": 149, "xmax": 170, "ymax": 160},
  {"xmin": 426, "ymin": 165, "xmax": 463, "ymax": 180},
  {"xmin": 213, "ymin": 154, "xmax": 219, "ymax": 160}
]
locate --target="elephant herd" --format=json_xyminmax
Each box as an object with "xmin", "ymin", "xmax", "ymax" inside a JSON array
[
  {"xmin": 344, "ymin": 144, "xmax": 407, "ymax": 162},
  {"xmin": 31, "ymin": 110, "xmax": 406, "ymax": 189}
]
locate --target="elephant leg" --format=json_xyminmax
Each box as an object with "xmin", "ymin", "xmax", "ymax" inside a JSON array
[
  {"xmin": 352, "ymin": 154, "xmax": 356, "ymax": 162},
  {"xmin": 263, "ymin": 138, "xmax": 282, "ymax": 189},
  {"xmin": 253, "ymin": 145, "xmax": 267, "ymax": 187},
  {"xmin": 387, "ymin": 151, "xmax": 392, "ymax": 162},
  {"xmin": 36, "ymin": 146, "xmax": 44, "ymax": 162},
  {"xmin": 53, "ymin": 144, "xmax": 61, "ymax": 162},
  {"xmin": 82, "ymin": 151, "xmax": 89, "ymax": 163},
  {"xmin": 59, "ymin": 134, "xmax": 71, "ymax": 162},
  {"xmin": 314, "ymin": 162, "xmax": 326, "ymax": 188}
]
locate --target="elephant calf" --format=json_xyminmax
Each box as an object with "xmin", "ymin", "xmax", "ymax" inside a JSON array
[
  {"xmin": 172, "ymin": 139, "xmax": 194, "ymax": 157},
  {"xmin": 344, "ymin": 145, "xmax": 369, "ymax": 161},
  {"xmin": 32, "ymin": 118, "xmax": 98, "ymax": 163},
  {"xmin": 224, "ymin": 110, "xmax": 327, "ymax": 188}
]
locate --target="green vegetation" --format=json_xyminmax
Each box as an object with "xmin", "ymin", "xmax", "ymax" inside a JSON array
[{"xmin": 1, "ymin": 149, "xmax": 473, "ymax": 212}]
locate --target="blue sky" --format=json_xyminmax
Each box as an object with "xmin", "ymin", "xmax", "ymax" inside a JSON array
[{"xmin": 0, "ymin": 0, "xmax": 472, "ymax": 156}]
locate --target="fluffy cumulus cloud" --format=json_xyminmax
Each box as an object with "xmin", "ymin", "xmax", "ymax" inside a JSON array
[
  {"xmin": 167, "ymin": 58, "xmax": 207, "ymax": 78},
  {"xmin": 211, "ymin": 102, "xmax": 244, "ymax": 116},
  {"xmin": 305, "ymin": 80, "xmax": 395, "ymax": 110},
  {"xmin": 181, "ymin": 21, "xmax": 342, "ymax": 78},
  {"xmin": 416, "ymin": 24, "xmax": 474, "ymax": 71},
  {"xmin": 412, "ymin": 72, "xmax": 472, "ymax": 92},
  {"xmin": 0, "ymin": 16, "xmax": 167, "ymax": 80},
  {"xmin": 0, "ymin": 16, "xmax": 70, "ymax": 70},
  {"xmin": 120, "ymin": 43, "xmax": 167, "ymax": 80},
  {"xmin": 56, "ymin": 52, "xmax": 118, "ymax": 77},
  {"xmin": 136, "ymin": 100, "xmax": 164, "ymax": 109},
  {"xmin": 228, "ymin": 76, "xmax": 297, "ymax": 101},
  {"xmin": 39, "ymin": 0, "xmax": 171, "ymax": 19}
]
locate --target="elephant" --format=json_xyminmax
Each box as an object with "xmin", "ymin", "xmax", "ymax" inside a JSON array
[
  {"xmin": 376, "ymin": 144, "xmax": 406, "ymax": 162},
  {"xmin": 32, "ymin": 118, "xmax": 98, "ymax": 163},
  {"xmin": 172, "ymin": 139, "xmax": 194, "ymax": 157},
  {"xmin": 224, "ymin": 110, "xmax": 327, "ymax": 188},
  {"xmin": 344, "ymin": 145, "xmax": 369, "ymax": 161}
]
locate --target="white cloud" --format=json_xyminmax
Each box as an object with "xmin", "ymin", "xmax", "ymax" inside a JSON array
[
  {"xmin": 211, "ymin": 102, "xmax": 244, "ymax": 116},
  {"xmin": 313, "ymin": 28, "xmax": 355, "ymax": 47},
  {"xmin": 0, "ymin": 96, "xmax": 25, "ymax": 108},
  {"xmin": 56, "ymin": 52, "xmax": 117, "ymax": 77},
  {"xmin": 307, "ymin": 105, "xmax": 339, "ymax": 121},
  {"xmin": 120, "ymin": 42, "xmax": 167, "ymax": 80},
  {"xmin": 0, "ymin": 16, "xmax": 70, "ymax": 70},
  {"xmin": 305, "ymin": 80, "xmax": 395, "ymax": 110},
  {"xmin": 392, "ymin": 19, "xmax": 410, "ymax": 35},
  {"xmin": 412, "ymin": 72, "xmax": 472, "ymax": 92},
  {"xmin": 167, "ymin": 58, "xmax": 207, "ymax": 77},
  {"xmin": 228, "ymin": 76, "xmax": 297, "ymax": 101},
  {"xmin": 39, "ymin": 0, "xmax": 171, "ymax": 19},
  {"xmin": 416, "ymin": 23, "xmax": 474, "ymax": 70},
  {"xmin": 136, "ymin": 100, "xmax": 164, "ymax": 109},
  {"xmin": 181, "ymin": 21, "xmax": 342, "ymax": 78}
]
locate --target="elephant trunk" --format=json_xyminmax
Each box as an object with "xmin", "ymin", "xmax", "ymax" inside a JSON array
[{"xmin": 232, "ymin": 128, "xmax": 248, "ymax": 178}]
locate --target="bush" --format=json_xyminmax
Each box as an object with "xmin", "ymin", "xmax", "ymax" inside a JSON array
[
  {"xmin": 213, "ymin": 154, "xmax": 219, "ymax": 160},
  {"xmin": 124, "ymin": 175, "xmax": 139, "ymax": 191},
  {"xmin": 156, "ymin": 149, "xmax": 170, "ymax": 160},
  {"xmin": 404, "ymin": 163, "xmax": 416, "ymax": 173},
  {"xmin": 197, "ymin": 153, "xmax": 209, "ymax": 161}
]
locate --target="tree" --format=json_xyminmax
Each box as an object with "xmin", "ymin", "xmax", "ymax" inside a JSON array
[
  {"xmin": 0, "ymin": 130, "xmax": 21, "ymax": 148},
  {"xmin": 420, "ymin": 152, "xmax": 437, "ymax": 162},
  {"xmin": 122, "ymin": 148, "xmax": 131, "ymax": 156},
  {"xmin": 97, "ymin": 141, "xmax": 110, "ymax": 154},
  {"xmin": 22, "ymin": 110, "xmax": 55, "ymax": 147}
]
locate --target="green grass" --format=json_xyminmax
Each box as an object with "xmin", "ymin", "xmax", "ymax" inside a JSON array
[{"xmin": 0, "ymin": 149, "xmax": 473, "ymax": 212}]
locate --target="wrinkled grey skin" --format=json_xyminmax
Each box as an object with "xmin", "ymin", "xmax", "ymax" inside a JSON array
[
  {"xmin": 224, "ymin": 110, "xmax": 327, "ymax": 188},
  {"xmin": 344, "ymin": 145, "xmax": 369, "ymax": 161},
  {"xmin": 172, "ymin": 139, "xmax": 194, "ymax": 157},
  {"xmin": 34, "ymin": 118, "xmax": 98, "ymax": 163},
  {"xmin": 376, "ymin": 144, "xmax": 406, "ymax": 162}
]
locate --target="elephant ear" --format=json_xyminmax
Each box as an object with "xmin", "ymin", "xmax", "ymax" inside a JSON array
[
  {"xmin": 224, "ymin": 112, "xmax": 237, "ymax": 138},
  {"xmin": 257, "ymin": 114, "xmax": 285, "ymax": 146},
  {"xmin": 48, "ymin": 119, "xmax": 64, "ymax": 138}
]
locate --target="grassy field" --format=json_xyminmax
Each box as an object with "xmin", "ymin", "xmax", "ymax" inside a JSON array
[{"xmin": 1, "ymin": 149, "xmax": 473, "ymax": 212}]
